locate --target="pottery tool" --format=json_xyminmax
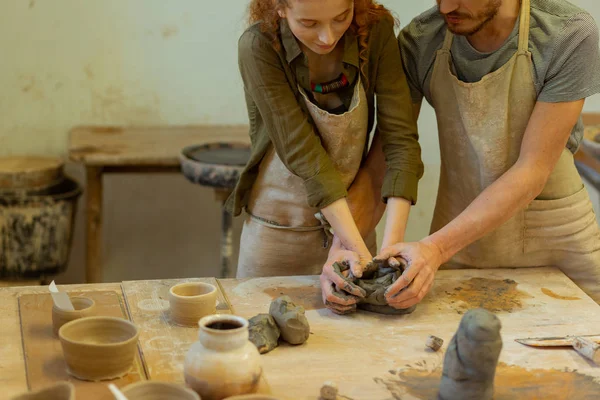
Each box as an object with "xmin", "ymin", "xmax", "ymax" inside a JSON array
[
  {"xmin": 108, "ymin": 383, "xmax": 129, "ymax": 400},
  {"xmin": 49, "ymin": 280, "xmax": 74, "ymax": 311},
  {"xmin": 516, "ymin": 334, "xmax": 600, "ymax": 364}
]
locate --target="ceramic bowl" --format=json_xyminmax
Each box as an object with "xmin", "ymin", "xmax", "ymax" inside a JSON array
[
  {"xmin": 52, "ymin": 296, "xmax": 96, "ymax": 337},
  {"xmin": 58, "ymin": 316, "xmax": 140, "ymax": 381},
  {"xmin": 9, "ymin": 382, "xmax": 74, "ymax": 400},
  {"xmin": 169, "ymin": 282, "xmax": 217, "ymax": 326},
  {"xmin": 121, "ymin": 381, "xmax": 200, "ymax": 400}
]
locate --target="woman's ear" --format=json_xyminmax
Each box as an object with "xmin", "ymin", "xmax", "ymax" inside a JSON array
[{"xmin": 278, "ymin": 10, "xmax": 285, "ymax": 18}]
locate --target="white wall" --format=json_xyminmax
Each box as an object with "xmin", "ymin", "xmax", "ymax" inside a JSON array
[{"xmin": 0, "ymin": 1, "xmax": 598, "ymax": 283}]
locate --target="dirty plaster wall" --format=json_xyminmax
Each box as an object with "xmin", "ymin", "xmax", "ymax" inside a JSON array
[{"xmin": 0, "ymin": 1, "xmax": 599, "ymax": 283}]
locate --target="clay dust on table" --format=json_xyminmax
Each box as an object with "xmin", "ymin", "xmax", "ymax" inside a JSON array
[
  {"xmin": 262, "ymin": 286, "xmax": 323, "ymax": 311},
  {"xmin": 444, "ymin": 277, "xmax": 532, "ymax": 313},
  {"xmin": 376, "ymin": 362, "xmax": 600, "ymax": 399},
  {"xmin": 541, "ymin": 287, "xmax": 581, "ymax": 301}
]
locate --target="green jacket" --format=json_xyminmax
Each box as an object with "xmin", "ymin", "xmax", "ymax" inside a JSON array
[{"xmin": 226, "ymin": 16, "xmax": 423, "ymax": 216}]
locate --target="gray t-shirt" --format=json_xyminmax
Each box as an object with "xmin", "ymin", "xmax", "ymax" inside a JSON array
[{"xmin": 398, "ymin": 0, "xmax": 600, "ymax": 153}]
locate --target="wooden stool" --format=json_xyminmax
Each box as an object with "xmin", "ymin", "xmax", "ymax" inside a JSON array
[{"xmin": 180, "ymin": 142, "xmax": 251, "ymax": 278}]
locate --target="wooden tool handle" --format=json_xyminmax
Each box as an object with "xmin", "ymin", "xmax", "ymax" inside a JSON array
[{"xmin": 573, "ymin": 336, "xmax": 600, "ymax": 364}]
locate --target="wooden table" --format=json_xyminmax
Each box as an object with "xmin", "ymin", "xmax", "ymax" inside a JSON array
[
  {"xmin": 3, "ymin": 268, "xmax": 600, "ymax": 399},
  {"xmin": 68, "ymin": 125, "xmax": 249, "ymax": 283}
]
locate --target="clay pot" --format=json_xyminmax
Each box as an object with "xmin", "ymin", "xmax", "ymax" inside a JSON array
[
  {"xmin": 184, "ymin": 314, "xmax": 262, "ymax": 400},
  {"xmin": 58, "ymin": 316, "xmax": 140, "ymax": 381},
  {"xmin": 9, "ymin": 382, "xmax": 74, "ymax": 400},
  {"xmin": 169, "ymin": 282, "xmax": 217, "ymax": 326},
  {"xmin": 52, "ymin": 296, "xmax": 96, "ymax": 337},
  {"xmin": 121, "ymin": 381, "xmax": 200, "ymax": 400}
]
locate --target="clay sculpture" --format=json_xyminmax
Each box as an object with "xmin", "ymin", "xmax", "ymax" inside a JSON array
[
  {"xmin": 121, "ymin": 381, "xmax": 200, "ymax": 400},
  {"xmin": 9, "ymin": 382, "xmax": 74, "ymax": 400},
  {"xmin": 438, "ymin": 308, "xmax": 503, "ymax": 400},
  {"xmin": 329, "ymin": 260, "xmax": 416, "ymax": 315},
  {"xmin": 269, "ymin": 296, "xmax": 310, "ymax": 345},
  {"xmin": 169, "ymin": 282, "xmax": 217, "ymax": 326},
  {"xmin": 58, "ymin": 316, "xmax": 140, "ymax": 381},
  {"xmin": 248, "ymin": 314, "xmax": 281, "ymax": 354}
]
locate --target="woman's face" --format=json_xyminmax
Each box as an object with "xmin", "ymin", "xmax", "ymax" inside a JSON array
[{"xmin": 280, "ymin": 0, "xmax": 354, "ymax": 55}]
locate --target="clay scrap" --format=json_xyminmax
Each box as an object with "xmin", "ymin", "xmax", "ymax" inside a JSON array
[
  {"xmin": 319, "ymin": 381, "xmax": 338, "ymax": 400},
  {"xmin": 438, "ymin": 308, "xmax": 503, "ymax": 400},
  {"xmin": 426, "ymin": 335, "xmax": 444, "ymax": 352},
  {"xmin": 248, "ymin": 314, "xmax": 280, "ymax": 354},
  {"xmin": 248, "ymin": 295, "xmax": 310, "ymax": 354},
  {"xmin": 331, "ymin": 260, "xmax": 416, "ymax": 315}
]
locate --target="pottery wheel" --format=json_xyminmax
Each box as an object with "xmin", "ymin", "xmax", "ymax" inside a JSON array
[{"xmin": 180, "ymin": 142, "xmax": 251, "ymax": 189}]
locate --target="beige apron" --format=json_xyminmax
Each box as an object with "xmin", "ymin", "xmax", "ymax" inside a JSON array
[
  {"xmin": 429, "ymin": 0, "xmax": 600, "ymax": 302},
  {"xmin": 237, "ymin": 78, "xmax": 377, "ymax": 278}
]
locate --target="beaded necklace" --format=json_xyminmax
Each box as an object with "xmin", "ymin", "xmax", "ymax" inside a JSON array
[{"xmin": 310, "ymin": 73, "xmax": 349, "ymax": 94}]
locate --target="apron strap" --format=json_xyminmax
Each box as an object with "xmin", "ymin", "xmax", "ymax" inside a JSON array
[
  {"xmin": 518, "ymin": 0, "xmax": 531, "ymax": 52},
  {"xmin": 442, "ymin": 29, "xmax": 454, "ymax": 51}
]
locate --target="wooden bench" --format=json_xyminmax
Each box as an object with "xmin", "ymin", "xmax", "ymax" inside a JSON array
[{"xmin": 68, "ymin": 125, "xmax": 249, "ymax": 283}]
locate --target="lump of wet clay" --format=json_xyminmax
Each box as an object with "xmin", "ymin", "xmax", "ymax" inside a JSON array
[
  {"xmin": 248, "ymin": 314, "xmax": 281, "ymax": 354},
  {"xmin": 331, "ymin": 260, "xmax": 416, "ymax": 315},
  {"xmin": 426, "ymin": 335, "xmax": 444, "ymax": 351},
  {"xmin": 438, "ymin": 308, "xmax": 503, "ymax": 400},
  {"xmin": 269, "ymin": 295, "xmax": 310, "ymax": 345}
]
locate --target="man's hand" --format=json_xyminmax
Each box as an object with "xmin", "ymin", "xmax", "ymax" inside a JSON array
[
  {"xmin": 375, "ymin": 239, "xmax": 443, "ymax": 309},
  {"xmin": 320, "ymin": 238, "xmax": 367, "ymax": 314}
]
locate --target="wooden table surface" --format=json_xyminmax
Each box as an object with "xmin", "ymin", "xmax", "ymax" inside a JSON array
[
  {"xmin": 68, "ymin": 124, "xmax": 249, "ymax": 166},
  {"xmin": 3, "ymin": 268, "xmax": 600, "ymax": 400}
]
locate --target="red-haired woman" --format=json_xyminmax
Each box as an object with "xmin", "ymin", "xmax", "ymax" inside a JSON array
[{"xmin": 226, "ymin": 0, "xmax": 423, "ymax": 313}]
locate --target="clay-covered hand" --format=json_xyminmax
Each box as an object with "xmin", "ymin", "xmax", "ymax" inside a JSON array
[
  {"xmin": 374, "ymin": 239, "xmax": 443, "ymax": 309},
  {"xmin": 320, "ymin": 238, "xmax": 367, "ymax": 314}
]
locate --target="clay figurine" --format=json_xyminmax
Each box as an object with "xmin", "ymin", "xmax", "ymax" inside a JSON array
[
  {"xmin": 438, "ymin": 308, "xmax": 503, "ymax": 400},
  {"xmin": 248, "ymin": 314, "xmax": 281, "ymax": 354},
  {"xmin": 269, "ymin": 296, "xmax": 310, "ymax": 345}
]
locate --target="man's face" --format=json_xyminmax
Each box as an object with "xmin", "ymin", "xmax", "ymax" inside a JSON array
[{"xmin": 437, "ymin": 0, "xmax": 502, "ymax": 36}]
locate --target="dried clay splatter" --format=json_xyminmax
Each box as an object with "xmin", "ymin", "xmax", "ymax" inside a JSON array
[
  {"xmin": 541, "ymin": 288, "xmax": 581, "ymax": 301},
  {"xmin": 263, "ymin": 285, "xmax": 323, "ymax": 311},
  {"xmin": 444, "ymin": 278, "xmax": 532, "ymax": 313},
  {"xmin": 376, "ymin": 362, "xmax": 600, "ymax": 400}
]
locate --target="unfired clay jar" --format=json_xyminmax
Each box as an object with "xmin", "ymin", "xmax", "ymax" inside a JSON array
[
  {"xmin": 169, "ymin": 282, "xmax": 217, "ymax": 326},
  {"xmin": 52, "ymin": 296, "xmax": 96, "ymax": 337},
  {"xmin": 58, "ymin": 316, "xmax": 140, "ymax": 381},
  {"xmin": 121, "ymin": 381, "xmax": 200, "ymax": 400},
  {"xmin": 184, "ymin": 314, "xmax": 262, "ymax": 400},
  {"xmin": 10, "ymin": 382, "xmax": 74, "ymax": 400}
]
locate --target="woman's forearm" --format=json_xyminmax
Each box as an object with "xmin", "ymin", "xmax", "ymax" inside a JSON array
[
  {"xmin": 381, "ymin": 197, "xmax": 411, "ymax": 250},
  {"xmin": 321, "ymin": 198, "xmax": 371, "ymax": 259}
]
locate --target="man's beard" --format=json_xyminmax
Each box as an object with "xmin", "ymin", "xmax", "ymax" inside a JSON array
[{"xmin": 440, "ymin": 0, "xmax": 502, "ymax": 36}]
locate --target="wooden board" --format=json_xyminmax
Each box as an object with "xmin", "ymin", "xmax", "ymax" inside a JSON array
[
  {"xmin": 121, "ymin": 277, "xmax": 270, "ymax": 394},
  {"xmin": 68, "ymin": 125, "xmax": 249, "ymax": 166},
  {"xmin": 18, "ymin": 290, "xmax": 146, "ymax": 400},
  {"xmin": 219, "ymin": 268, "xmax": 600, "ymax": 400}
]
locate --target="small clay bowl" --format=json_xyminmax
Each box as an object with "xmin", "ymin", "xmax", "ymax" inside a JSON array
[
  {"xmin": 169, "ymin": 282, "xmax": 217, "ymax": 326},
  {"xmin": 9, "ymin": 382, "xmax": 74, "ymax": 400},
  {"xmin": 52, "ymin": 296, "xmax": 96, "ymax": 337},
  {"xmin": 58, "ymin": 316, "xmax": 140, "ymax": 381},
  {"xmin": 121, "ymin": 381, "xmax": 200, "ymax": 400}
]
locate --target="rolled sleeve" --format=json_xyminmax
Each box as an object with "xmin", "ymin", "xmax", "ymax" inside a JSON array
[
  {"xmin": 238, "ymin": 31, "xmax": 347, "ymax": 209},
  {"xmin": 374, "ymin": 19, "xmax": 424, "ymax": 204}
]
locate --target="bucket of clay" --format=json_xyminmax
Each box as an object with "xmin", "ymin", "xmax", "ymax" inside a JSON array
[{"xmin": 0, "ymin": 176, "xmax": 82, "ymax": 279}]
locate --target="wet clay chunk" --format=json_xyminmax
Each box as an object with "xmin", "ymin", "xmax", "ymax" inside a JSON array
[
  {"xmin": 438, "ymin": 308, "xmax": 503, "ymax": 400},
  {"xmin": 426, "ymin": 335, "xmax": 444, "ymax": 351},
  {"xmin": 269, "ymin": 296, "xmax": 310, "ymax": 345},
  {"xmin": 248, "ymin": 314, "xmax": 280, "ymax": 354}
]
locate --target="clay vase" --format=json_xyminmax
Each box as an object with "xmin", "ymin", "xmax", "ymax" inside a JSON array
[
  {"xmin": 121, "ymin": 381, "xmax": 200, "ymax": 400},
  {"xmin": 184, "ymin": 314, "xmax": 262, "ymax": 400},
  {"xmin": 52, "ymin": 296, "xmax": 96, "ymax": 337},
  {"xmin": 58, "ymin": 316, "xmax": 140, "ymax": 381},
  {"xmin": 169, "ymin": 282, "xmax": 217, "ymax": 326},
  {"xmin": 9, "ymin": 382, "xmax": 74, "ymax": 400}
]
